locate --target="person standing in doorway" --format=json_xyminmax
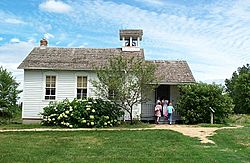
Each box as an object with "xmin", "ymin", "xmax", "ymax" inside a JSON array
[
  {"xmin": 167, "ymin": 102, "xmax": 175, "ymax": 125},
  {"xmin": 155, "ymin": 100, "xmax": 162, "ymax": 124},
  {"xmin": 162, "ymin": 100, "xmax": 168, "ymax": 121}
]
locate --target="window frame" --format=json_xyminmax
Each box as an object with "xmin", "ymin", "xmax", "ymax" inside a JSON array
[
  {"xmin": 43, "ymin": 73, "xmax": 57, "ymax": 101},
  {"xmin": 76, "ymin": 76, "xmax": 88, "ymax": 99}
]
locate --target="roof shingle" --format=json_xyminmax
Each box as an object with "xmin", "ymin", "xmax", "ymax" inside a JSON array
[
  {"xmin": 149, "ymin": 60, "xmax": 195, "ymax": 84},
  {"xmin": 18, "ymin": 47, "xmax": 144, "ymax": 70},
  {"xmin": 18, "ymin": 47, "xmax": 195, "ymax": 83}
]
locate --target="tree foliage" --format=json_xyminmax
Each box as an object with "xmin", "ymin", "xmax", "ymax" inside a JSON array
[
  {"xmin": 92, "ymin": 56, "xmax": 158, "ymax": 124},
  {"xmin": 225, "ymin": 64, "xmax": 250, "ymax": 114},
  {"xmin": 177, "ymin": 82, "xmax": 233, "ymax": 124},
  {"xmin": 0, "ymin": 67, "xmax": 22, "ymax": 121}
]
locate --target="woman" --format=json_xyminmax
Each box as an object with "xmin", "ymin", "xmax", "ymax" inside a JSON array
[{"xmin": 155, "ymin": 100, "xmax": 162, "ymax": 124}]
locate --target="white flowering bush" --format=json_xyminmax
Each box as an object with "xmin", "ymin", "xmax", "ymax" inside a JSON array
[{"xmin": 41, "ymin": 98, "xmax": 123, "ymax": 128}]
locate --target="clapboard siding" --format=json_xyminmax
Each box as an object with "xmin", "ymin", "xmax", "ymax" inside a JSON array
[
  {"xmin": 22, "ymin": 70, "xmax": 182, "ymax": 121},
  {"xmin": 22, "ymin": 70, "xmax": 100, "ymax": 119},
  {"xmin": 57, "ymin": 71, "xmax": 75, "ymax": 100},
  {"xmin": 170, "ymin": 85, "xmax": 180, "ymax": 105},
  {"xmin": 22, "ymin": 70, "xmax": 43, "ymax": 118}
]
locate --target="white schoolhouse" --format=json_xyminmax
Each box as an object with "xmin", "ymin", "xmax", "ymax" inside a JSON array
[{"xmin": 18, "ymin": 30, "xmax": 195, "ymax": 123}]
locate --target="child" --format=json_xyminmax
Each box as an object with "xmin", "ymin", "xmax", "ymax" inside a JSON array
[
  {"xmin": 167, "ymin": 102, "xmax": 175, "ymax": 125},
  {"xmin": 155, "ymin": 101, "xmax": 162, "ymax": 124}
]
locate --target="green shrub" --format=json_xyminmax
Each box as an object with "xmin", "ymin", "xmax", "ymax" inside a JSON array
[
  {"xmin": 177, "ymin": 83, "xmax": 233, "ymax": 124},
  {"xmin": 41, "ymin": 98, "xmax": 124, "ymax": 128},
  {"xmin": 225, "ymin": 114, "xmax": 250, "ymax": 126}
]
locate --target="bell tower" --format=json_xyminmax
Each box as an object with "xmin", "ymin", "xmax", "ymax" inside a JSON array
[{"xmin": 119, "ymin": 29, "xmax": 143, "ymax": 51}]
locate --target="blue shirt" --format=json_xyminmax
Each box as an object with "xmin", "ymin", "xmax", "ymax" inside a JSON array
[{"xmin": 167, "ymin": 106, "xmax": 174, "ymax": 114}]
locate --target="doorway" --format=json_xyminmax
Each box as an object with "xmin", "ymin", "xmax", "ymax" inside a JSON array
[
  {"xmin": 156, "ymin": 85, "xmax": 170, "ymax": 117},
  {"xmin": 156, "ymin": 85, "xmax": 170, "ymax": 101}
]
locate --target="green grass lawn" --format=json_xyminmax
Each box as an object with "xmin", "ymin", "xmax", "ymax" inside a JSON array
[
  {"xmin": 0, "ymin": 123, "xmax": 54, "ymax": 129},
  {"xmin": 0, "ymin": 127, "xmax": 249, "ymax": 163},
  {"xmin": 0, "ymin": 121, "xmax": 153, "ymax": 130}
]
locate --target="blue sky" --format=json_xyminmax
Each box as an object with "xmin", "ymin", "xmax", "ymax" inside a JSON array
[{"xmin": 0, "ymin": 0, "xmax": 250, "ymax": 86}]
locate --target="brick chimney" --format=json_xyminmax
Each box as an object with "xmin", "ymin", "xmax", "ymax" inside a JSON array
[{"xmin": 40, "ymin": 38, "xmax": 48, "ymax": 47}]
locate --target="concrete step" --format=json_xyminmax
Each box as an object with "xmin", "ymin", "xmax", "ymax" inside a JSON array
[{"xmin": 158, "ymin": 116, "xmax": 177, "ymax": 124}]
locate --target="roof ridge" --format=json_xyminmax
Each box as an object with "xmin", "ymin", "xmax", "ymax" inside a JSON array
[
  {"xmin": 34, "ymin": 47, "xmax": 144, "ymax": 50},
  {"xmin": 147, "ymin": 60, "xmax": 187, "ymax": 62}
]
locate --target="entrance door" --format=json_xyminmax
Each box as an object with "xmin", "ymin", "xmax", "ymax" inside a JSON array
[
  {"xmin": 156, "ymin": 85, "xmax": 170, "ymax": 101},
  {"xmin": 156, "ymin": 85, "xmax": 170, "ymax": 116}
]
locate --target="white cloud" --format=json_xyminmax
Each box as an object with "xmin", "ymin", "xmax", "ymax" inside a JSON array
[
  {"xmin": 0, "ymin": 11, "xmax": 26, "ymax": 27},
  {"xmin": 28, "ymin": 38, "xmax": 36, "ymax": 44},
  {"xmin": 0, "ymin": 37, "xmax": 3, "ymax": 41},
  {"xmin": 39, "ymin": 0, "xmax": 73, "ymax": 14},
  {"xmin": 10, "ymin": 38, "xmax": 20, "ymax": 43},
  {"xmin": 1, "ymin": 0, "xmax": 248, "ymax": 84},
  {"xmin": 0, "ymin": 41, "xmax": 34, "ymax": 64},
  {"xmin": 78, "ymin": 43, "xmax": 88, "ymax": 48},
  {"xmin": 66, "ymin": 41, "xmax": 75, "ymax": 47},
  {"xmin": 5, "ymin": 18, "xmax": 25, "ymax": 24},
  {"xmin": 44, "ymin": 32, "xmax": 55, "ymax": 39},
  {"xmin": 135, "ymin": 0, "xmax": 164, "ymax": 5},
  {"xmin": 0, "ymin": 41, "xmax": 34, "ymax": 102},
  {"xmin": 55, "ymin": 41, "xmax": 61, "ymax": 45},
  {"xmin": 70, "ymin": 0, "xmax": 250, "ymax": 82},
  {"xmin": 38, "ymin": 24, "xmax": 53, "ymax": 33}
]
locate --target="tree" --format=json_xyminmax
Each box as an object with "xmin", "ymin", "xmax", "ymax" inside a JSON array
[
  {"xmin": 92, "ymin": 56, "xmax": 158, "ymax": 124},
  {"xmin": 177, "ymin": 82, "xmax": 233, "ymax": 124},
  {"xmin": 0, "ymin": 67, "xmax": 22, "ymax": 122},
  {"xmin": 225, "ymin": 64, "xmax": 250, "ymax": 114}
]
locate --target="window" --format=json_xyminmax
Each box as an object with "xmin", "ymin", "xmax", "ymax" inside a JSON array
[
  {"xmin": 45, "ymin": 76, "xmax": 56, "ymax": 100},
  {"xmin": 77, "ymin": 76, "xmax": 87, "ymax": 99}
]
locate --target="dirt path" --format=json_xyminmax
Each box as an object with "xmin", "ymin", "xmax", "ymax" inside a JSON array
[
  {"xmin": 152, "ymin": 125, "xmax": 243, "ymax": 144},
  {"xmin": 0, "ymin": 125, "xmax": 243, "ymax": 144}
]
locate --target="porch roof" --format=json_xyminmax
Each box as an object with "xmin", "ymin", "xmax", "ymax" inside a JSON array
[{"xmin": 150, "ymin": 60, "xmax": 195, "ymax": 84}]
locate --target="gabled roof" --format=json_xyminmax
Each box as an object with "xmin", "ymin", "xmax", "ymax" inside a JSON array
[
  {"xmin": 18, "ymin": 47, "xmax": 195, "ymax": 83},
  {"xmin": 18, "ymin": 47, "xmax": 144, "ymax": 70},
  {"xmin": 150, "ymin": 60, "xmax": 195, "ymax": 84}
]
